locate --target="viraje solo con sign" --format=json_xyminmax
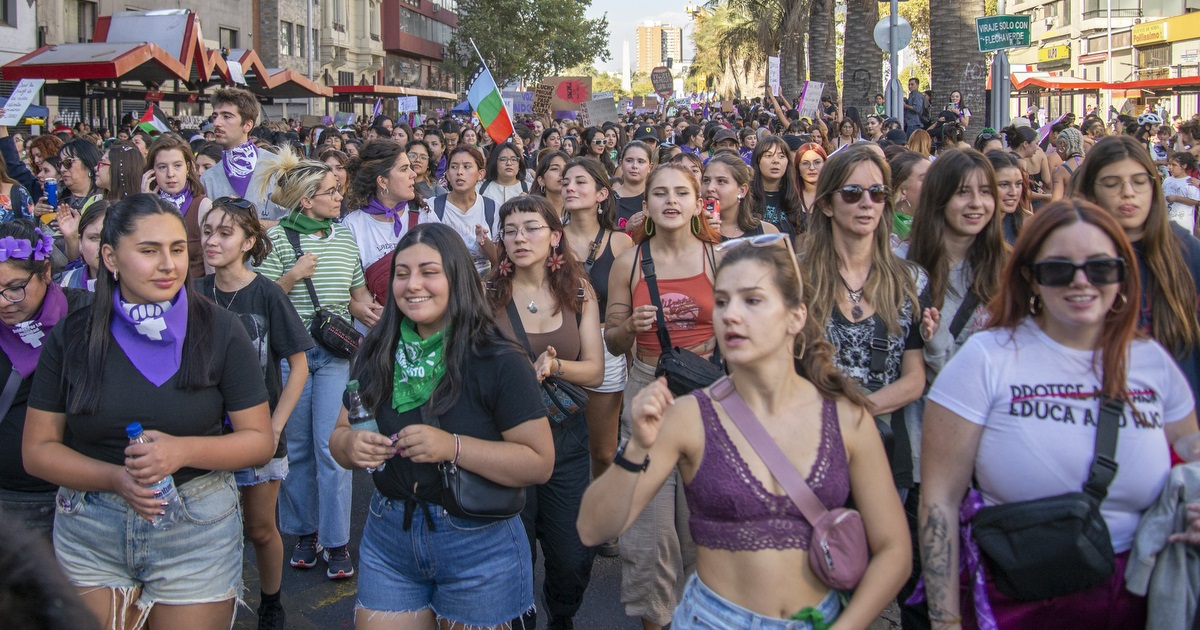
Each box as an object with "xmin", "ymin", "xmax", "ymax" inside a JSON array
[{"xmin": 975, "ymin": 14, "xmax": 1032, "ymax": 53}]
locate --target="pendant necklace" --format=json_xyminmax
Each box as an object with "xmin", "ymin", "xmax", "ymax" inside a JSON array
[
  {"xmin": 516, "ymin": 285, "xmax": 540, "ymax": 314},
  {"xmin": 839, "ymin": 272, "xmax": 868, "ymax": 320}
]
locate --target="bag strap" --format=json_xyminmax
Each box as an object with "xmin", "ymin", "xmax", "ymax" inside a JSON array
[
  {"xmin": 283, "ymin": 228, "xmax": 322, "ymax": 311},
  {"xmin": 434, "ymin": 194, "xmax": 447, "ymax": 221},
  {"xmin": 639, "ymin": 240, "xmax": 674, "ymax": 355},
  {"xmin": 583, "ymin": 227, "xmax": 605, "ymax": 272},
  {"xmin": 504, "ymin": 288, "xmax": 586, "ymax": 362},
  {"xmin": 1084, "ymin": 397, "xmax": 1124, "ymax": 501},
  {"xmin": 483, "ymin": 197, "xmax": 497, "ymax": 235},
  {"xmin": 865, "ymin": 316, "xmax": 889, "ymax": 392},
  {"xmin": 0, "ymin": 368, "xmax": 23, "ymax": 425},
  {"xmin": 949, "ymin": 291, "xmax": 981, "ymax": 340},
  {"xmin": 709, "ymin": 376, "xmax": 830, "ymax": 524}
]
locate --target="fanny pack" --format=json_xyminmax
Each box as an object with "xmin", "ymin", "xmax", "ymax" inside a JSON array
[
  {"xmin": 709, "ymin": 377, "xmax": 869, "ymax": 591},
  {"xmin": 639, "ymin": 241, "xmax": 724, "ymax": 396},
  {"xmin": 503, "ymin": 293, "xmax": 590, "ymax": 424},
  {"xmin": 284, "ymin": 229, "xmax": 363, "ymax": 360},
  {"xmin": 420, "ymin": 406, "xmax": 525, "ymax": 520},
  {"xmin": 971, "ymin": 395, "xmax": 1123, "ymax": 601}
]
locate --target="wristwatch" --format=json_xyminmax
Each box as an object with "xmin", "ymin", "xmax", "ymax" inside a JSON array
[{"xmin": 613, "ymin": 439, "xmax": 650, "ymax": 473}]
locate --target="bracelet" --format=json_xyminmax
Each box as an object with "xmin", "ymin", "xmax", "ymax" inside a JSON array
[
  {"xmin": 553, "ymin": 358, "xmax": 565, "ymax": 376},
  {"xmin": 452, "ymin": 433, "xmax": 461, "ymax": 466}
]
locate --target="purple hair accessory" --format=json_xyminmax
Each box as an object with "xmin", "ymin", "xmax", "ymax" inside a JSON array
[
  {"xmin": 0, "ymin": 229, "xmax": 56, "ymax": 262},
  {"xmin": 33, "ymin": 229, "xmax": 54, "ymax": 261}
]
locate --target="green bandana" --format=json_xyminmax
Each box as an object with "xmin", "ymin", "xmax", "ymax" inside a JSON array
[
  {"xmin": 893, "ymin": 212, "xmax": 913, "ymax": 241},
  {"xmin": 279, "ymin": 210, "xmax": 334, "ymax": 235},
  {"xmin": 392, "ymin": 318, "xmax": 448, "ymax": 414}
]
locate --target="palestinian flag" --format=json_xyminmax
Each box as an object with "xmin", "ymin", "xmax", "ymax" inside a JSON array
[
  {"xmin": 466, "ymin": 65, "xmax": 513, "ymax": 145},
  {"xmin": 137, "ymin": 104, "xmax": 170, "ymax": 134}
]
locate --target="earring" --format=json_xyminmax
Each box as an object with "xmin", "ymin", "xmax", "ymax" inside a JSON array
[
  {"xmin": 497, "ymin": 257, "xmax": 513, "ymax": 277},
  {"xmin": 1111, "ymin": 292, "xmax": 1129, "ymax": 313},
  {"xmin": 113, "ymin": 270, "xmax": 119, "ymax": 283},
  {"xmin": 1028, "ymin": 294, "xmax": 1042, "ymax": 315},
  {"xmin": 643, "ymin": 217, "xmax": 655, "ymax": 237},
  {"xmin": 547, "ymin": 245, "xmax": 566, "ymax": 272},
  {"xmin": 691, "ymin": 215, "xmax": 703, "ymax": 235},
  {"xmin": 793, "ymin": 334, "xmax": 807, "ymax": 360},
  {"xmin": 382, "ymin": 187, "xmax": 389, "ymax": 197}
]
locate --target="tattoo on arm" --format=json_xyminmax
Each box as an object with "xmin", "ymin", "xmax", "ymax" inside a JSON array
[
  {"xmin": 921, "ymin": 505, "xmax": 956, "ymax": 619},
  {"xmin": 606, "ymin": 303, "xmax": 631, "ymax": 329}
]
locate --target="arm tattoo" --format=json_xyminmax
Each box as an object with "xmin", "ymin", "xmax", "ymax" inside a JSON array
[
  {"xmin": 606, "ymin": 302, "xmax": 631, "ymax": 329},
  {"xmin": 920, "ymin": 505, "xmax": 956, "ymax": 617}
]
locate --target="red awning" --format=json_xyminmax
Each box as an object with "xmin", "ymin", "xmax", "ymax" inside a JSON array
[
  {"xmin": 1, "ymin": 42, "xmax": 189, "ymax": 83},
  {"xmin": 1104, "ymin": 76, "xmax": 1200, "ymax": 91},
  {"xmin": 1010, "ymin": 72, "xmax": 1104, "ymax": 91}
]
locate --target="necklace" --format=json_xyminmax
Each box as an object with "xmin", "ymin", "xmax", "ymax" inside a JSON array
[
  {"xmin": 213, "ymin": 274, "xmax": 252, "ymax": 310},
  {"xmin": 839, "ymin": 272, "xmax": 868, "ymax": 320},
  {"xmin": 515, "ymin": 285, "xmax": 540, "ymax": 314}
]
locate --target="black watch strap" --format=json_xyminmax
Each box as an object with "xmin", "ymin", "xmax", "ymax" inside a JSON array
[{"xmin": 613, "ymin": 441, "xmax": 650, "ymax": 473}]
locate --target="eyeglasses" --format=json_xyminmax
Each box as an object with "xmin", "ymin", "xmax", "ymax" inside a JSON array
[
  {"xmin": 497, "ymin": 156, "xmax": 521, "ymax": 165},
  {"xmin": 0, "ymin": 272, "xmax": 38, "ymax": 304},
  {"xmin": 97, "ymin": 160, "xmax": 111, "ymax": 168},
  {"xmin": 800, "ymin": 160, "xmax": 824, "ymax": 170},
  {"xmin": 59, "ymin": 158, "xmax": 76, "ymax": 171},
  {"xmin": 407, "ymin": 152, "xmax": 429, "ymax": 162},
  {"xmin": 311, "ymin": 186, "xmax": 342, "ymax": 198},
  {"xmin": 1031, "ymin": 258, "xmax": 1125, "ymax": 287},
  {"xmin": 499, "ymin": 223, "xmax": 549, "ymax": 238},
  {"xmin": 833, "ymin": 184, "xmax": 890, "ymax": 204},
  {"xmin": 1097, "ymin": 174, "xmax": 1153, "ymax": 193},
  {"xmin": 213, "ymin": 196, "xmax": 254, "ymax": 210},
  {"xmin": 714, "ymin": 234, "xmax": 804, "ymax": 301}
]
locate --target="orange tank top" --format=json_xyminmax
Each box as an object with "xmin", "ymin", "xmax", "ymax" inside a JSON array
[{"xmin": 632, "ymin": 244, "xmax": 716, "ymax": 358}]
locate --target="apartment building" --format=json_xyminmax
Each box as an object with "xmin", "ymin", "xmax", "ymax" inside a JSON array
[
  {"xmin": 379, "ymin": 0, "xmax": 460, "ymax": 101},
  {"xmin": 636, "ymin": 21, "xmax": 683, "ymax": 76}
]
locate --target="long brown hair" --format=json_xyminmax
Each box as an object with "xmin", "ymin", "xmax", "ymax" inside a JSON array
[
  {"xmin": 1070, "ymin": 135, "xmax": 1200, "ymax": 355},
  {"xmin": 633, "ymin": 163, "xmax": 721, "ymax": 245},
  {"xmin": 486, "ymin": 195, "xmax": 588, "ymax": 317},
  {"xmin": 102, "ymin": 141, "xmax": 144, "ymax": 201},
  {"xmin": 144, "ymin": 134, "xmax": 205, "ymax": 197},
  {"xmin": 803, "ymin": 145, "xmax": 920, "ymax": 335},
  {"xmin": 562, "ymin": 157, "xmax": 618, "ymax": 231},
  {"xmin": 908, "ymin": 149, "xmax": 1008, "ymax": 309},
  {"xmin": 704, "ymin": 153, "xmax": 760, "ymax": 232},
  {"xmin": 987, "ymin": 199, "xmax": 1140, "ymax": 399}
]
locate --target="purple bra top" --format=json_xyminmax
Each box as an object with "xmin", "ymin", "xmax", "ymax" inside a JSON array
[{"xmin": 683, "ymin": 389, "xmax": 850, "ymax": 552}]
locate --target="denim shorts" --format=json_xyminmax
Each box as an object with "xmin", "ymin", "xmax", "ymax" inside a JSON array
[
  {"xmin": 672, "ymin": 574, "xmax": 842, "ymax": 630},
  {"xmin": 234, "ymin": 456, "xmax": 289, "ymax": 487},
  {"xmin": 53, "ymin": 472, "xmax": 244, "ymax": 611},
  {"xmin": 587, "ymin": 336, "xmax": 628, "ymax": 394},
  {"xmin": 355, "ymin": 491, "xmax": 533, "ymax": 627}
]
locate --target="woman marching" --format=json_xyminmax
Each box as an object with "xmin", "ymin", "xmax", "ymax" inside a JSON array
[
  {"xmin": 488, "ymin": 195, "xmax": 605, "ymax": 629},
  {"xmin": 986, "ymin": 151, "xmax": 1032, "ymax": 245},
  {"xmin": 530, "ymin": 150, "xmax": 571, "ymax": 216},
  {"xmin": 888, "ymin": 151, "xmax": 931, "ymax": 247},
  {"xmin": 748, "ymin": 135, "xmax": 805, "ymax": 239},
  {"xmin": 795, "ymin": 143, "xmax": 827, "ymax": 233},
  {"xmin": 143, "ymin": 134, "xmax": 213, "ymax": 280},
  {"xmin": 579, "ymin": 230, "xmax": 911, "ymax": 628},
  {"xmin": 329, "ymin": 223, "xmax": 554, "ymax": 629},
  {"xmin": 1050, "ymin": 127, "xmax": 1085, "ymax": 202},
  {"xmin": 24, "ymin": 194, "xmax": 274, "ymax": 629},
  {"xmin": 703, "ymin": 153, "xmax": 779, "ymax": 242}
]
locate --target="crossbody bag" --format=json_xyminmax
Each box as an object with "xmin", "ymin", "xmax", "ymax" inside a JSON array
[
  {"xmin": 420, "ymin": 405, "xmax": 526, "ymax": 520},
  {"xmin": 284, "ymin": 228, "xmax": 363, "ymax": 360},
  {"xmin": 640, "ymin": 241, "xmax": 725, "ymax": 396}
]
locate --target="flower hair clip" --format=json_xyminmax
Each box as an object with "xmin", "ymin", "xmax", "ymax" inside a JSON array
[
  {"xmin": 0, "ymin": 229, "xmax": 55, "ymax": 262},
  {"xmin": 34, "ymin": 229, "xmax": 54, "ymax": 260}
]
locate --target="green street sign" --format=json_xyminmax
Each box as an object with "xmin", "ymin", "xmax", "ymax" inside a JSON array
[{"xmin": 976, "ymin": 15, "xmax": 1032, "ymax": 52}]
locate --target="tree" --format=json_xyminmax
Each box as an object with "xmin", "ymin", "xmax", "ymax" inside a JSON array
[
  {"xmin": 808, "ymin": 0, "xmax": 838, "ymax": 104},
  {"xmin": 880, "ymin": 0, "xmax": 931, "ymax": 87},
  {"xmin": 448, "ymin": 0, "xmax": 611, "ymax": 88},
  {"xmin": 930, "ymin": 0, "xmax": 987, "ymax": 136},
  {"xmin": 842, "ymin": 0, "xmax": 882, "ymax": 118},
  {"xmin": 690, "ymin": 4, "xmax": 766, "ymax": 98}
]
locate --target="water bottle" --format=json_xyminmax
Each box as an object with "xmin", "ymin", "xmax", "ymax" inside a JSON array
[
  {"xmin": 346, "ymin": 380, "xmax": 389, "ymax": 473},
  {"xmin": 126, "ymin": 423, "xmax": 185, "ymax": 530}
]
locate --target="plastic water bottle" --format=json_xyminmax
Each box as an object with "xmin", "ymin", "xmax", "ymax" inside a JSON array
[
  {"xmin": 346, "ymin": 380, "xmax": 389, "ymax": 473},
  {"xmin": 126, "ymin": 423, "xmax": 184, "ymax": 530}
]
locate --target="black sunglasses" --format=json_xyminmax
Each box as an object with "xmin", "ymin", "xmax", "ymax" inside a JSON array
[
  {"xmin": 1031, "ymin": 258, "xmax": 1125, "ymax": 287},
  {"xmin": 213, "ymin": 196, "xmax": 254, "ymax": 210},
  {"xmin": 833, "ymin": 184, "xmax": 890, "ymax": 204}
]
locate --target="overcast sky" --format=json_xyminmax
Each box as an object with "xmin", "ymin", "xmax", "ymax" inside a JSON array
[{"xmin": 586, "ymin": 1, "xmax": 695, "ymax": 74}]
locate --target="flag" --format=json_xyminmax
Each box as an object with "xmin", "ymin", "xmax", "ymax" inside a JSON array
[
  {"xmin": 137, "ymin": 104, "xmax": 170, "ymax": 134},
  {"xmin": 466, "ymin": 65, "xmax": 514, "ymax": 146},
  {"xmin": 371, "ymin": 98, "xmax": 383, "ymax": 120}
]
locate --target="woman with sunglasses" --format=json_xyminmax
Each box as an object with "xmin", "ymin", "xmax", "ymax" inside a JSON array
[
  {"xmin": 580, "ymin": 126, "xmax": 617, "ymax": 176},
  {"xmin": 406, "ymin": 140, "xmax": 447, "ymax": 201},
  {"xmin": 530, "ymin": 150, "xmax": 570, "ymax": 216},
  {"xmin": 142, "ymin": 135, "xmax": 212, "ymax": 280},
  {"xmin": 486, "ymin": 195, "xmax": 604, "ymax": 630},
  {"xmin": 479, "ymin": 141, "xmax": 529, "ymax": 207},
  {"xmin": 803, "ymin": 146, "xmax": 934, "ymax": 493},
  {"xmin": 795, "ymin": 143, "xmax": 827, "ymax": 233},
  {"xmin": 919, "ymin": 199, "xmax": 1200, "ymax": 630},
  {"xmin": 973, "ymin": 131, "xmax": 1004, "ymax": 155},
  {"xmin": 749, "ymin": 136, "xmax": 804, "ymax": 239},
  {"xmin": 703, "ymin": 153, "xmax": 779, "ymax": 242},
  {"xmin": 987, "ymin": 150, "xmax": 1032, "ymax": 245},
  {"xmin": 34, "ymin": 140, "xmax": 102, "ymax": 228},
  {"xmin": 603, "ymin": 163, "xmax": 722, "ymax": 630},
  {"xmin": 255, "ymin": 149, "xmax": 378, "ymax": 580},
  {"xmin": 580, "ymin": 231, "xmax": 910, "ymax": 629},
  {"xmin": 1070, "ymin": 136, "xmax": 1200, "ymax": 412}
]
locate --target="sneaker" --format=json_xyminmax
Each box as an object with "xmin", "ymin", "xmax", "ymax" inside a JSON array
[
  {"xmin": 324, "ymin": 545, "xmax": 355, "ymax": 579},
  {"xmin": 256, "ymin": 596, "xmax": 285, "ymax": 630},
  {"xmin": 290, "ymin": 533, "xmax": 323, "ymax": 569},
  {"xmin": 599, "ymin": 538, "xmax": 619, "ymax": 557}
]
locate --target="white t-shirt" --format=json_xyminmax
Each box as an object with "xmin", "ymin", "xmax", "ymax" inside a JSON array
[
  {"xmin": 341, "ymin": 209, "xmax": 409, "ymax": 272},
  {"xmin": 929, "ymin": 319, "xmax": 1194, "ymax": 552},
  {"xmin": 1163, "ymin": 175, "xmax": 1200, "ymax": 233},
  {"xmin": 478, "ymin": 180, "xmax": 527, "ymax": 208},
  {"xmin": 420, "ymin": 193, "xmax": 499, "ymax": 274}
]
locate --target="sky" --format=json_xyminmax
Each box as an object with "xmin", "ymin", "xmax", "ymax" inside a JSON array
[{"xmin": 586, "ymin": 0, "xmax": 695, "ymax": 75}]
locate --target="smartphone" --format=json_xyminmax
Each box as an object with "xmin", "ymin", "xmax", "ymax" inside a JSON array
[{"xmin": 704, "ymin": 199, "xmax": 721, "ymax": 222}]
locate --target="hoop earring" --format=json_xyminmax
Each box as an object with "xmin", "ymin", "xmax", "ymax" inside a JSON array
[
  {"xmin": 691, "ymin": 214, "xmax": 702, "ymax": 235},
  {"xmin": 1028, "ymin": 294, "xmax": 1043, "ymax": 315},
  {"xmin": 643, "ymin": 217, "xmax": 655, "ymax": 237},
  {"xmin": 1111, "ymin": 292, "xmax": 1129, "ymax": 313},
  {"xmin": 794, "ymin": 334, "xmax": 807, "ymax": 360}
]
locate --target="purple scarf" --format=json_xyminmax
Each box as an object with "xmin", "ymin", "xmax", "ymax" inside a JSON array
[
  {"xmin": 159, "ymin": 188, "xmax": 195, "ymax": 214},
  {"xmin": 906, "ymin": 489, "xmax": 996, "ymax": 630},
  {"xmin": 363, "ymin": 197, "xmax": 406, "ymax": 236},
  {"xmin": 0, "ymin": 284, "xmax": 67, "ymax": 378},
  {"xmin": 222, "ymin": 141, "xmax": 258, "ymax": 198},
  {"xmin": 110, "ymin": 287, "xmax": 188, "ymax": 387}
]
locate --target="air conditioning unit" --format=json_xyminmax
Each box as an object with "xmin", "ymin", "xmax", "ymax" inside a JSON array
[{"xmin": 433, "ymin": 4, "xmax": 440, "ymax": 12}]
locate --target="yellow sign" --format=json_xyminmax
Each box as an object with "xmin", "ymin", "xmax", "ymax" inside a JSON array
[
  {"xmin": 1132, "ymin": 22, "xmax": 1168, "ymax": 46},
  {"xmin": 1038, "ymin": 45, "xmax": 1071, "ymax": 64}
]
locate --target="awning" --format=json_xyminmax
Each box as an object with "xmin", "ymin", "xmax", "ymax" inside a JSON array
[
  {"xmin": 1010, "ymin": 72, "xmax": 1105, "ymax": 91},
  {"xmin": 227, "ymin": 49, "xmax": 332, "ymax": 99},
  {"xmin": 1, "ymin": 42, "xmax": 190, "ymax": 83},
  {"xmin": 331, "ymin": 85, "xmax": 457, "ymax": 101},
  {"xmin": 1104, "ymin": 76, "xmax": 1200, "ymax": 92}
]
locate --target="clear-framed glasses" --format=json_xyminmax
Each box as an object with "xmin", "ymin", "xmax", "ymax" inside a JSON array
[
  {"xmin": 1097, "ymin": 173, "xmax": 1153, "ymax": 193},
  {"xmin": 311, "ymin": 186, "xmax": 342, "ymax": 198},
  {"xmin": 0, "ymin": 272, "xmax": 38, "ymax": 303},
  {"xmin": 407, "ymin": 152, "xmax": 430, "ymax": 162},
  {"xmin": 500, "ymin": 224, "xmax": 550, "ymax": 240},
  {"xmin": 497, "ymin": 156, "xmax": 521, "ymax": 165}
]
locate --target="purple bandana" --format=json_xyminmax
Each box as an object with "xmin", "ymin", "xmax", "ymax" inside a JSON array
[
  {"xmin": 110, "ymin": 287, "xmax": 188, "ymax": 387},
  {"xmin": 906, "ymin": 489, "xmax": 996, "ymax": 630},
  {"xmin": 0, "ymin": 284, "xmax": 67, "ymax": 378},
  {"xmin": 159, "ymin": 188, "xmax": 195, "ymax": 214},
  {"xmin": 222, "ymin": 140, "xmax": 258, "ymax": 198},
  {"xmin": 363, "ymin": 197, "xmax": 406, "ymax": 236}
]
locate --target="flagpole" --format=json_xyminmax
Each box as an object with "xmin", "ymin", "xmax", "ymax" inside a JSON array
[{"xmin": 467, "ymin": 39, "xmax": 514, "ymax": 139}]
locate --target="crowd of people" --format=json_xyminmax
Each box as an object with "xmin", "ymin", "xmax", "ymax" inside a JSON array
[{"xmin": 0, "ymin": 84, "xmax": 1198, "ymax": 630}]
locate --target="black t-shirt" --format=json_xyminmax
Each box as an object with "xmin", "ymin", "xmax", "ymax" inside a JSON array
[
  {"xmin": 359, "ymin": 343, "xmax": 547, "ymax": 505},
  {"xmin": 615, "ymin": 192, "xmax": 645, "ymax": 231},
  {"xmin": 194, "ymin": 273, "xmax": 315, "ymax": 459},
  {"xmin": 0, "ymin": 289, "xmax": 92, "ymax": 492},
  {"xmin": 29, "ymin": 303, "xmax": 270, "ymax": 487}
]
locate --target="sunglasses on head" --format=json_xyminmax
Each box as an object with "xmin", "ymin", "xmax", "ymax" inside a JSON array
[
  {"xmin": 833, "ymin": 184, "xmax": 890, "ymax": 204},
  {"xmin": 714, "ymin": 233, "xmax": 804, "ymax": 297},
  {"xmin": 1030, "ymin": 258, "xmax": 1125, "ymax": 287},
  {"xmin": 213, "ymin": 196, "xmax": 254, "ymax": 210}
]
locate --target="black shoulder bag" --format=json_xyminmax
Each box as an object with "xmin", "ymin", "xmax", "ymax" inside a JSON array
[
  {"xmin": 971, "ymin": 395, "xmax": 1123, "ymax": 601},
  {"xmin": 421, "ymin": 405, "xmax": 526, "ymax": 520},
  {"xmin": 504, "ymin": 292, "xmax": 590, "ymax": 424},
  {"xmin": 640, "ymin": 241, "xmax": 725, "ymax": 396},
  {"xmin": 284, "ymin": 228, "xmax": 363, "ymax": 360}
]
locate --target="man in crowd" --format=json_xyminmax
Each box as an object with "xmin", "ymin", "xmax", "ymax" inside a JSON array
[
  {"xmin": 200, "ymin": 87, "xmax": 287, "ymax": 225},
  {"xmin": 903, "ymin": 77, "xmax": 926, "ymax": 135}
]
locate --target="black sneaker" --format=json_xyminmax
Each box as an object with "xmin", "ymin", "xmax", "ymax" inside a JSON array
[
  {"xmin": 290, "ymin": 533, "xmax": 323, "ymax": 569},
  {"xmin": 256, "ymin": 596, "xmax": 285, "ymax": 630},
  {"xmin": 324, "ymin": 545, "xmax": 355, "ymax": 579}
]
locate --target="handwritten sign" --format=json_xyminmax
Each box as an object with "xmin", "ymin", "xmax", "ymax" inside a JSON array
[
  {"xmin": 798, "ymin": 81, "xmax": 825, "ymax": 119},
  {"xmin": 532, "ymin": 83, "xmax": 553, "ymax": 116},
  {"xmin": 0, "ymin": 80, "xmax": 45, "ymax": 126},
  {"xmin": 651, "ymin": 66, "xmax": 674, "ymax": 98},
  {"xmin": 768, "ymin": 56, "xmax": 781, "ymax": 96},
  {"xmin": 396, "ymin": 96, "xmax": 418, "ymax": 112}
]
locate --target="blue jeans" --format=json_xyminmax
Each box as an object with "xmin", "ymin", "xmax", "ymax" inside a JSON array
[
  {"xmin": 356, "ymin": 492, "xmax": 533, "ymax": 627},
  {"xmin": 518, "ymin": 414, "xmax": 596, "ymax": 625},
  {"xmin": 278, "ymin": 345, "xmax": 352, "ymax": 548},
  {"xmin": 672, "ymin": 574, "xmax": 842, "ymax": 630}
]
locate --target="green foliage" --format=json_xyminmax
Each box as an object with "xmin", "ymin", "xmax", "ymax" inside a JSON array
[
  {"xmin": 880, "ymin": 0, "xmax": 931, "ymax": 87},
  {"xmin": 447, "ymin": 0, "xmax": 611, "ymax": 88}
]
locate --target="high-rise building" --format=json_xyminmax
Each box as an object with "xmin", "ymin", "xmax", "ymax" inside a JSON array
[{"xmin": 636, "ymin": 21, "xmax": 683, "ymax": 75}]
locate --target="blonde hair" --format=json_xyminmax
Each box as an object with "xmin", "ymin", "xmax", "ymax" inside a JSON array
[{"xmin": 258, "ymin": 145, "xmax": 333, "ymax": 212}]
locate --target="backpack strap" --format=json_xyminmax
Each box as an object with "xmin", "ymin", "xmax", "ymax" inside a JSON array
[
  {"xmin": 864, "ymin": 315, "xmax": 889, "ymax": 392},
  {"xmin": 949, "ymin": 291, "xmax": 981, "ymax": 340},
  {"xmin": 479, "ymin": 180, "xmax": 492, "ymax": 196},
  {"xmin": 434, "ymin": 194, "xmax": 447, "ymax": 221},
  {"xmin": 483, "ymin": 197, "xmax": 497, "ymax": 235}
]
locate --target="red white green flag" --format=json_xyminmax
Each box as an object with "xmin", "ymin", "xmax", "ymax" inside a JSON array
[{"xmin": 466, "ymin": 65, "xmax": 513, "ymax": 146}]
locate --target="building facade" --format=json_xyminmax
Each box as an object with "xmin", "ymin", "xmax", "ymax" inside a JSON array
[
  {"xmin": 380, "ymin": 0, "xmax": 460, "ymax": 107},
  {"xmin": 636, "ymin": 21, "xmax": 683, "ymax": 76}
]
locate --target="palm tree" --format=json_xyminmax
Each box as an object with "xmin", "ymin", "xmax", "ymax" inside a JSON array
[
  {"xmin": 808, "ymin": 0, "xmax": 838, "ymax": 105},
  {"xmin": 690, "ymin": 4, "xmax": 765, "ymax": 98},
  {"xmin": 842, "ymin": 0, "xmax": 882, "ymax": 119},
  {"xmin": 930, "ymin": 0, "xmax": 987, "ymax": 136},
  {"xmin": 709, "ymin": 0, "xmax": 812, "ymax": 97}
]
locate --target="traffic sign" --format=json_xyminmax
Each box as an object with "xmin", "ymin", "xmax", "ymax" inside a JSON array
[
  {"xmin": 651, "ymin": 66, "xmax": 674, "ymax": 98},
  {"xmin": 975, "ymin": 15, "xmax": 1032, "ymax": 53},
  {"xmin": 874, "ymin": 16, "xmax": 912, "ymax": 52}
]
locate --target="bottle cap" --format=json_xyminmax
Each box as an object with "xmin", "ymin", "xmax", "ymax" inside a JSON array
[
  {"xmin": 125, "ymin": 422, "xmax": 144, "ymax": 439},
  {"xmin": 346, "ymin": 380, "xmax": 360, "ymax": 393}
]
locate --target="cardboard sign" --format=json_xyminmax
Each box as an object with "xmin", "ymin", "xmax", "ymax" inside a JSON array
[
  {"xmin": 396, "ymin": 96, "xmax": 418, "ymax": 112},
  {"xmin": 0, "ymin": 79, "xmax": 45, "ymax": 126},
  {"xmin": 542, "ymin": 76, "xmax": 592, "ymax": 111},
  {"xmin": 580, "ymin": 97, "xmax": 619, "ymax": 127},
  {"xmin": 721, "ymin": 101, "xmax": 734, "ymax": 113},
  {"xmin": 651, "ymin": 66, "xmax": 674, "ymax": 97},
  {"xmin": 768, "ymin": 56, "xmax": 781, "ymax": 96},
  {"xmin": 798, "ymin": 81, "xmax": 825, "ymax": 119},
  {"xmin": 532, "ymin": 83, "xmax": 554, "ymax": 116}
]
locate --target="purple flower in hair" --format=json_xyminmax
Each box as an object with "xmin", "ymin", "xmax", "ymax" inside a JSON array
[
  {"xmin": 32, "ymin": 229, "xmax": 54, "ymax": 261},
  {"xmin": 0, "ymin": 237, "xmax": 33, "ymax": 262}
]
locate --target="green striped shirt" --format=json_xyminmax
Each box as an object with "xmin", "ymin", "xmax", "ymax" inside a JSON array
[{"xmin": 256, "ymin": 224, "xmax": 366, "ymax": 326}]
